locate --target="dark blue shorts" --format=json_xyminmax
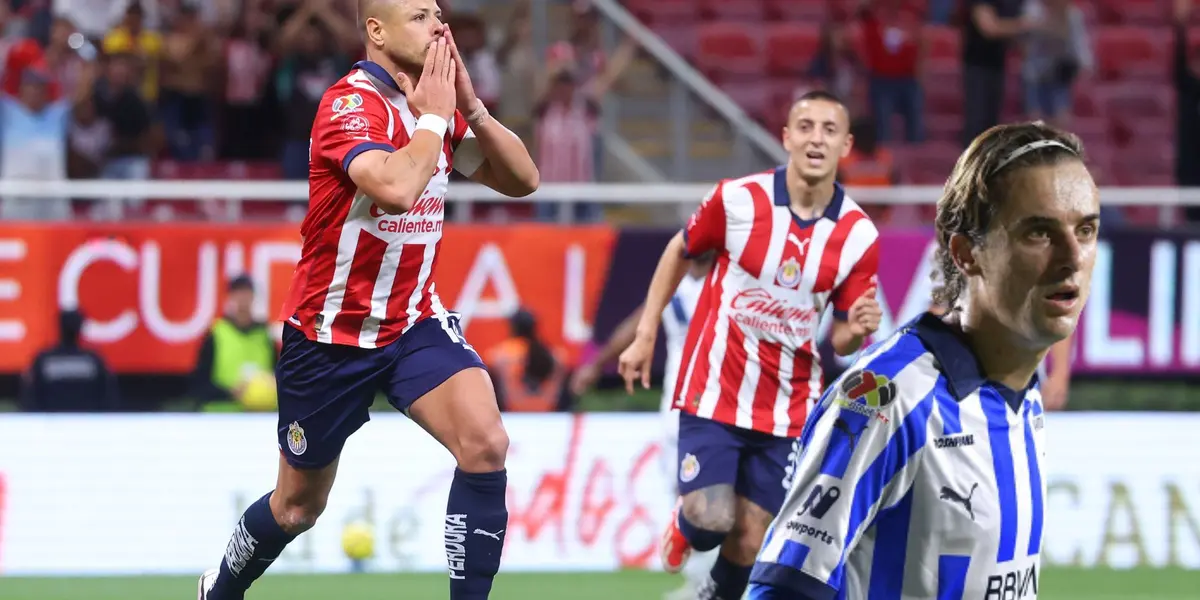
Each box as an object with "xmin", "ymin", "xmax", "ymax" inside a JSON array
[
  {"xmin": 676, "ymin": 412, "xmax": 799, "ymax": 516},
  {"xmin": 275, "ymin": 314, "xmax": 486, "ymax": 469}
]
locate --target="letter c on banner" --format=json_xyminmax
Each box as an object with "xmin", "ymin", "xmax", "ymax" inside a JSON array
[{"xmin": 58, "ymin": 239, "xmax": 138, "ymax": 343}]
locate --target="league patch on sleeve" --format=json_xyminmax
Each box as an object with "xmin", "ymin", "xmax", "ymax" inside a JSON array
[{"xmin": 330, "ymin": 93, "xmax": 364, "ymax": 120}]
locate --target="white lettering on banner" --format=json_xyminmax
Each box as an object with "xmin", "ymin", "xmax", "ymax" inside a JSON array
[
  {"xmin": 1183, "ymin": 243, "xmax": 1200, "ymax": 367},
  {"xmin": 0, "ymin": 414, "xmax": 1197, "ymax": 575},
  {"xmin": 55, "ymin": 239, "xmax": 301, "ymax": 344},
  {"xmin": 454, "ymin": 243, "xmax": 519, "ymax": 332},
  {"xmin": 1084, "ymin": 243, "xmax": 1143, "ymax": 366},
  {"xmin": 0, "ymin": 238, "xmax": 27, "ymax": 341},
  {"xmin": 1149, "ymin": 241, "xmax": 1176, "ymax": 367},
  {"xmin": 563, "ymin": 244, "xmax": 592, "ymax": 344}
]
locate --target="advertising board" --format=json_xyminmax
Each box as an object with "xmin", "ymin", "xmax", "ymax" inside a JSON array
[{"xmin": 0, "ymin": 413, "xmax": 1195, "ymax": 575}]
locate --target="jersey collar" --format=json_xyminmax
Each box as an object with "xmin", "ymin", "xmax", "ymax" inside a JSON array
[
  {"xmin": 911, "ymin": 312, "xmax": 1034, "ymax": 412},
  {"xmin": 352, "ymin": 60, "xmax": 401, "ymax": 93},
  {"xmin": 772, "ymin": 165, "xmax": 844, "ymax": 228}
]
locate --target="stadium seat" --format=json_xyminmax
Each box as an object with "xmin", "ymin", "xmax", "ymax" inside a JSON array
[
  {"xmin": 1096, "ymin": 0, "xmax": 1166, "ymax": 25},
  {"xmin": 699, "ymin": 0, "xmax": 766, "ymax": 22},
  {"xmin": 625, "ymin": 0, "xmax": 698, "ymax": 26},
  {"xmin": 720, "ymin": 79, "xmax": 772, "ymax": 121},
  {"xmin": 696, "ymin": 23, "xmax": 763, "ymax": 79},
  {"xmin": 656, "ymin": 25, "xmax": 699, "ymax": 60},
  {"xmin": 1071, "ymin": 81, "xmax": 1101, "ymax": 118},
  {"xmin": 900, "ymin": 142, "xmax": 961, "ymax": 185},
  {"xmin": 1070, "ymin": 117, "xmax": 1111, "ymax": 151},
  {"xmin": 1095, "ymin": 27, "xmax": 1171, "ymax": 81},
  {"xmin": 1097, "ymin": 83, "xmax": 1174, "ymax": 120},
  {"xmin": 764, "ymin": 23, "xmax": 822, "ymax": 76},
  {"xmin": 924, "ymin": 115, "xmax": 963, "ymax": 144},
  {"xmin": 765, "ymin": 0, "xmax": 829, "ymax": 21},
  {"xmin": 923, "ymin": 25, "xmax": 959, "ymax": 64}
]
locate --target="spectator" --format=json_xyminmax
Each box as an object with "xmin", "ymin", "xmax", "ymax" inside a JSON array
[
  {"xmin": 189, "ymin": 275, "xmax": 278, "ymax": 411},
  {"xmin": 0, "ymin": 65, "xmax": 73, "ymax": 219},
  {"xmin": 67, "ymin": 94, "xmax": 110, "ymax": 180},
  {"xmin": 43, "ymin": 16, "xmax": 88, "ymax": 100},
  {"xmin": 218, "ymin": 4, "xmax": 274, "ymax": 160},
  {"xmin": 19, "ymin": 309, "xmax": 120, "ymax": 412},
  {"xmin": 273, "ymin": 0, "xmax": 358, "ymax": 180},
  {"xmin": 101, "ymin": 1, "xmax": 160, "ymax": 103},
  {"xmin": 806, "ymin": 19, "xmax": 859, "ymax": 105},
  {"xmin": 1173, "ymin": 0, "xmax": 1200, "ymax": 222},
  {"xmin": 838, "ymin": 117, "xmax": 897, "ymax": 188},
  {"xmin": 447, "ymin": 14, "xmax": 500, "ymax": 112},
  {"xmin": 858, "ymin": 0, "xmax": 926, "ymax": 143},
  {"xmin": 93, "ymin": 52, "xmax": 153, "ymax": 183},
  {"xmin": 533, "ymin": 69, "xmax": 600, "ymax": 220},
  {"xmin": 961, "ymin": 0, "xmax": 1029, "ymax": 147},
  {"xmin": 497, "ymin": 0, "xmax": 536, "ymax": 131},
  {"xmin": 486, "ymin": 308, "xmax": 571, "ymax": 413},
  {"xmin": 1020, "ymin": 0, "xmax": 1092, "ymax": 127},
  {"xmin": 158, "ymin": 4, "xmax": 219, "ymax": 161}
]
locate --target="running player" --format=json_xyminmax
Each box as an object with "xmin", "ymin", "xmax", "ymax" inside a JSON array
[
  {"xmin": 749, "ymin": 122, "xmax": 1098, "ymax": 599},
  {"xmin": 618, "ymin": 90, "xmax": 882, "ymax": 600},
  {"xmin": 198, "ymin": 1, "xmax": 538, "ymax": 598},
  {"xmin": 569, "ymin": 249, "xmax": 718, "ymax": 600}
]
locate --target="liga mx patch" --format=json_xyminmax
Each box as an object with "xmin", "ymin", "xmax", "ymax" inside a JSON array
[
  {"xmin": 330, "ymin": 93, "xmax": 364, "ymax": 120},
  {"xmin": 287, "ymin": 421, "xmax": 308, "ymax": 455}
]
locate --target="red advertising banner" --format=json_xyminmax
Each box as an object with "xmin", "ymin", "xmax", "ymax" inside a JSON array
[{"xmin": 0, "ymin": 224, "xmax": 617, "ymax": 373}]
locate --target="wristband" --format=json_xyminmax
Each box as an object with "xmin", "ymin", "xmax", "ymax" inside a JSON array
[{"xmin": 415, "ymin": 113, "xmax": 448, "ymax": 138}]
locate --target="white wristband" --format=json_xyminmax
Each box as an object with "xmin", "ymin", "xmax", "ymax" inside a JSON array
[{"xmin": 415, "ymin": 114, "xmax": 448, "ymax": 138}]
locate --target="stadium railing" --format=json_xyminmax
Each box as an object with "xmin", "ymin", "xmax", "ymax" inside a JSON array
[{"xmin": 0, "ymin": 180, "xmax": 1193, "ymax": 227}]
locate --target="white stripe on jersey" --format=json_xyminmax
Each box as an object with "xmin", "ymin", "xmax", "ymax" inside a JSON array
[{"xmin": 316, "ymin": 192, "xmax": 372, "ymax": 344}]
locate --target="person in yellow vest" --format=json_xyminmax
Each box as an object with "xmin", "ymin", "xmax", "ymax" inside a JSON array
[
  {"xmin": 486, "ymin": 308, "xmax": 570, "ymax": 412},
  {"xmin": 190, "ymin": 275, "xmax": 278, "ymax": 412},
  {"xmin": 102, "ymin": 2, "xmax": 162, "ymax": 103}
]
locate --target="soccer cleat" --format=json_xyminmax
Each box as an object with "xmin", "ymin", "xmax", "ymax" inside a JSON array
[
  {"xmin": 197, "ymin": 568, "xmax": 218, "ymax": 600},
  {"xmin": 660, "ymin": 498, "xmax": 692, "ymax": 574}
]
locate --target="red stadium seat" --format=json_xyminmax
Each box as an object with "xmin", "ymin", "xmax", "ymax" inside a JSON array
[
  {"xmin": 1095, "ymin": 27, "xmax": 1170, "ymax": 81},
  {"xmin": 764, "ymin": 23, "xmax": 822, "ymax": 76},
  {"xmin": 765, "ymin": 0, "xmax": 830, "ymax": 22},
  {"xmin": 1070, "ymin": 117, "xmax": 1111, "ymax": 151},
  {"xmin": 625, "ymin": 0, "xmax": 698, "ymax": 26},
  {"xmin": 696, "ymin": 23, "xmax": 763, "ymax": 79},
  {"xmin": 656, "ymin": 25, "xmax": 699, "ymax": 59},
  {"xmin": 1097, "ymin": 0, "xmax": 1166, "ymax": 25},
  {"xmin": 924, "ymin": 82, "xmax": 963, "ymax": 117},
  {"xmin": 1071, "ymin": 81, "xmax": 1101, "ymax": 117},
  {"xmin": 899, "ymin": 142, "xmax": 961, "ymax": 185},
  {"xmin": 699, "ymin": 0, "xmax": 766, "ymax": 22},
  {"xmin": 923, "ymin": 25, "xmax": 959, "ymax": 63},
  {"xmin": 1097, "ymin": 83, "xmax": 1174, "ymax": 120},
  {"xmin": 924, "ymin": 115, "xmax": 964, "ymax": 143},
  {"xmin": 720, "ymin": 79, "xmax": 772, "ymax": 121}
]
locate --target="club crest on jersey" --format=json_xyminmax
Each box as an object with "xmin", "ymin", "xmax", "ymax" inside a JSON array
[
  {"xmin": 775, "ymin": 256, "xmax": 803, "ymax": 289},
  {"xmin": 680, "ymin": 453, "xmax": 700, "ymax": 482},
  {"xmin": 287, "ymin": 421, "xmax": 308, "ymax": 455},
  {"xmin": 330, "ymin": 93, "xmax": 364, "ymax": 119}
]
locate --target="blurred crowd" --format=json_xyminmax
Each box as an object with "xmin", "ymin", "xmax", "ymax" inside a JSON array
[{"xmin": 0, "ymin": 0, "xmax": 625, "ymax": 220}]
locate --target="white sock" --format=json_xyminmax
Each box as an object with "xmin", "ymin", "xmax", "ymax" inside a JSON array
[{"xmin": 684, "ymin": 547, "xmax": 721, "ymax": 587}]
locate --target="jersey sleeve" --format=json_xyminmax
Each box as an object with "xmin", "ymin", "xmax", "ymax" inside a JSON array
[
  {"xmin": 681, "ymin": 181, "xmax": 727, "ymax": 258},
  {"xmin": 314, "ymin": 84, "xmax": 397, "ymax": 173},
  {"xmin": 450, "ymin": 110, "xmax": 485, "ymax": 177},
  {"xmin": 749, "ymin": 363, "xmax": 934, "ymax": 600},
  {"xmin": 830, "ymin": 219, "xmax": 880, "ymax": 320}
]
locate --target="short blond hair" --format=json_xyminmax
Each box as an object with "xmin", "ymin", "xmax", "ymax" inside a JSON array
[{"xmin": 932, "ymin": 122, "xmax": 1087, "ymax": 309}]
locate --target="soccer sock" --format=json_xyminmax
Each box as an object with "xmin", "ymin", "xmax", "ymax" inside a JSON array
[
  {"xmin": 445, "ymin": 468, "xmax": 509, "ymax": 600},
  {"xmin": 677, "ymin": 512, "xmax": 726, "ymax": 552},
  {"xmin": 207, "ymin": 491, "xmax": 297, "ymax": 600},
  {"xmin": 706, "ymin": 554, "xmax": 753, "ymax": 600},
  {"xmin": 684, "ymin": 548, "xmax": 721, "ymax": 586}
]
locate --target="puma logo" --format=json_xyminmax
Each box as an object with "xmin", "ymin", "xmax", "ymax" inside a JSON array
[
  {"xmin": 940, "ymin": 483, "xmax": 980, "ymax": 521},
  {"xmin": 787, "ymin": 233, "xmax": 810, "ymax": 255},
  {"xmin": 473, "ymin": 528, "xmax": 504, "ymax": 540},
  {"xmin": 833, "ymin": 418, "xmax": 861, "ymax": 452}
]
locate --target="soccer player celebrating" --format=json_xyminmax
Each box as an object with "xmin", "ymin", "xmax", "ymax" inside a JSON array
[
  {"xmin": 198, "ymin": 1, "xmax": 538, "ymax": 599},
  {"xmin": 748, "ymin": 121, "xmax": 1098, "ymax": 599},
  {"xmin": 618, "ymin": 90, "xmax": 882, "ymax": 600},
  {"xmin": 570, "ymin": 249, "xmax": 718, "ymax": 600}
]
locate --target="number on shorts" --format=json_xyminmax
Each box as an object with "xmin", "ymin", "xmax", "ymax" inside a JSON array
[{"xmin": 439, "ymin": 313, "xmax": 474, "ymax": 350}]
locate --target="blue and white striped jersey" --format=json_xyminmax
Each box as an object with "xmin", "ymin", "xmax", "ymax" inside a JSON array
[{"xmin": 749, "ymin": 313, "xmax": 1047, "ymax": 600}]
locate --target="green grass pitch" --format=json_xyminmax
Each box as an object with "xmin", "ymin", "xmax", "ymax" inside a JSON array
[{"xmin": 0, "ymin": 568, "xmax": 1196, "ymax": 599}]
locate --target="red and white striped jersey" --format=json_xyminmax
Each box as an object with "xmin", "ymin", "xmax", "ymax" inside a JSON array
[
  {"xmin": 671, "ymin": 167, "xmax": 880, "ymax": 437},
  {"xmin": 278, "ymin": 61, "xmax": 485, "ymax": 348}
]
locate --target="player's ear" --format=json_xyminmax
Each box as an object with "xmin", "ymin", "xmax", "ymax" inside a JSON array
[
  {"xmin": 949, "ymin": 233, "xmax": 982, "ymax": 277},
  {"xmin": 841, "ymin": 132, "xmax": 854, "ymax": 158},
  {"xmin": 364, "ymin": 17, "xmax": 385, "ymax": 46},
  {"xmin": 781, "ymin": 126, "xmax": 792, "ymax": 152}
]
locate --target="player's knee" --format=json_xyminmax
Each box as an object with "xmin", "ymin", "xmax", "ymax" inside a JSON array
[
  {"xmin": 681, "ymin": 487, "xmax": 736, "ymax": 533},
  {"xmin": 456, "ymin": 424, "xmax": 509, "ymax": 472},
  {"xmin": 270, "ymin": 490, "xmax": 329, "ymax": 535},
  {"xmin": 723, "ymin": 526, "xmax": 768, "ymax": 564}
]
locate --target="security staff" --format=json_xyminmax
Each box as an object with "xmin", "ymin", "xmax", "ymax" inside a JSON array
[
  {"xmin": 20, "ymin": 309, "xmax": 120, "ymax": 412},
  {"xmin": 190, "ymin": 275, "xmax": 277, "ymax": 411}
]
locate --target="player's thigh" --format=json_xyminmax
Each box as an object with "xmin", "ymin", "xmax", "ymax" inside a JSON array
[
  {"xmin": 677, "ymin": 412, "xmax": 742, "ymax": 531},
  {"xmin": 275, "ymin": 323, "xmax": 387, "ymax": 473},
  {"xmin": 383, "ymin": 314, "xmax": 506, "ymax": 472},
  {"xmin": 734, "ymin": 433, "xmax": 801, "ymax": 521}
]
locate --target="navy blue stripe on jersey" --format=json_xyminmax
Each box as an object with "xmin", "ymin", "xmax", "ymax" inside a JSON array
[
  {"xmin": 936, "ymin": 379, "xmax": 961, "ymax": 435},
  {"xmin": 982, "ymin": 389, "xmax": 1019, "ymax": 562},
  {"xmin": 837, "ymin": 392, "xmax": 934, "ymax": 587},
  {"xmin": 868, "ymin": 491, "xmax": 915, "ymax": 598},
  {"xmin": 936, "ymin": 555, "xmax": 971, "ymax": 599},
  {"xmin": 669, "ymin": 293, "xmax": 688, "ymax": 325},
  {"xmin": 1023, "ymin": 402, "xmax": 1044, "ymax": 556}
]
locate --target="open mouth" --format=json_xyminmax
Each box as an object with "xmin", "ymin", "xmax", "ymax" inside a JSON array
[
  {"xmin": 805, "ymin": 150, "xmax": 825, "ymax": 164},
  {"xmin": 1045, "ymin": 289, "xmax": 1079, "ymax": 302}
]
